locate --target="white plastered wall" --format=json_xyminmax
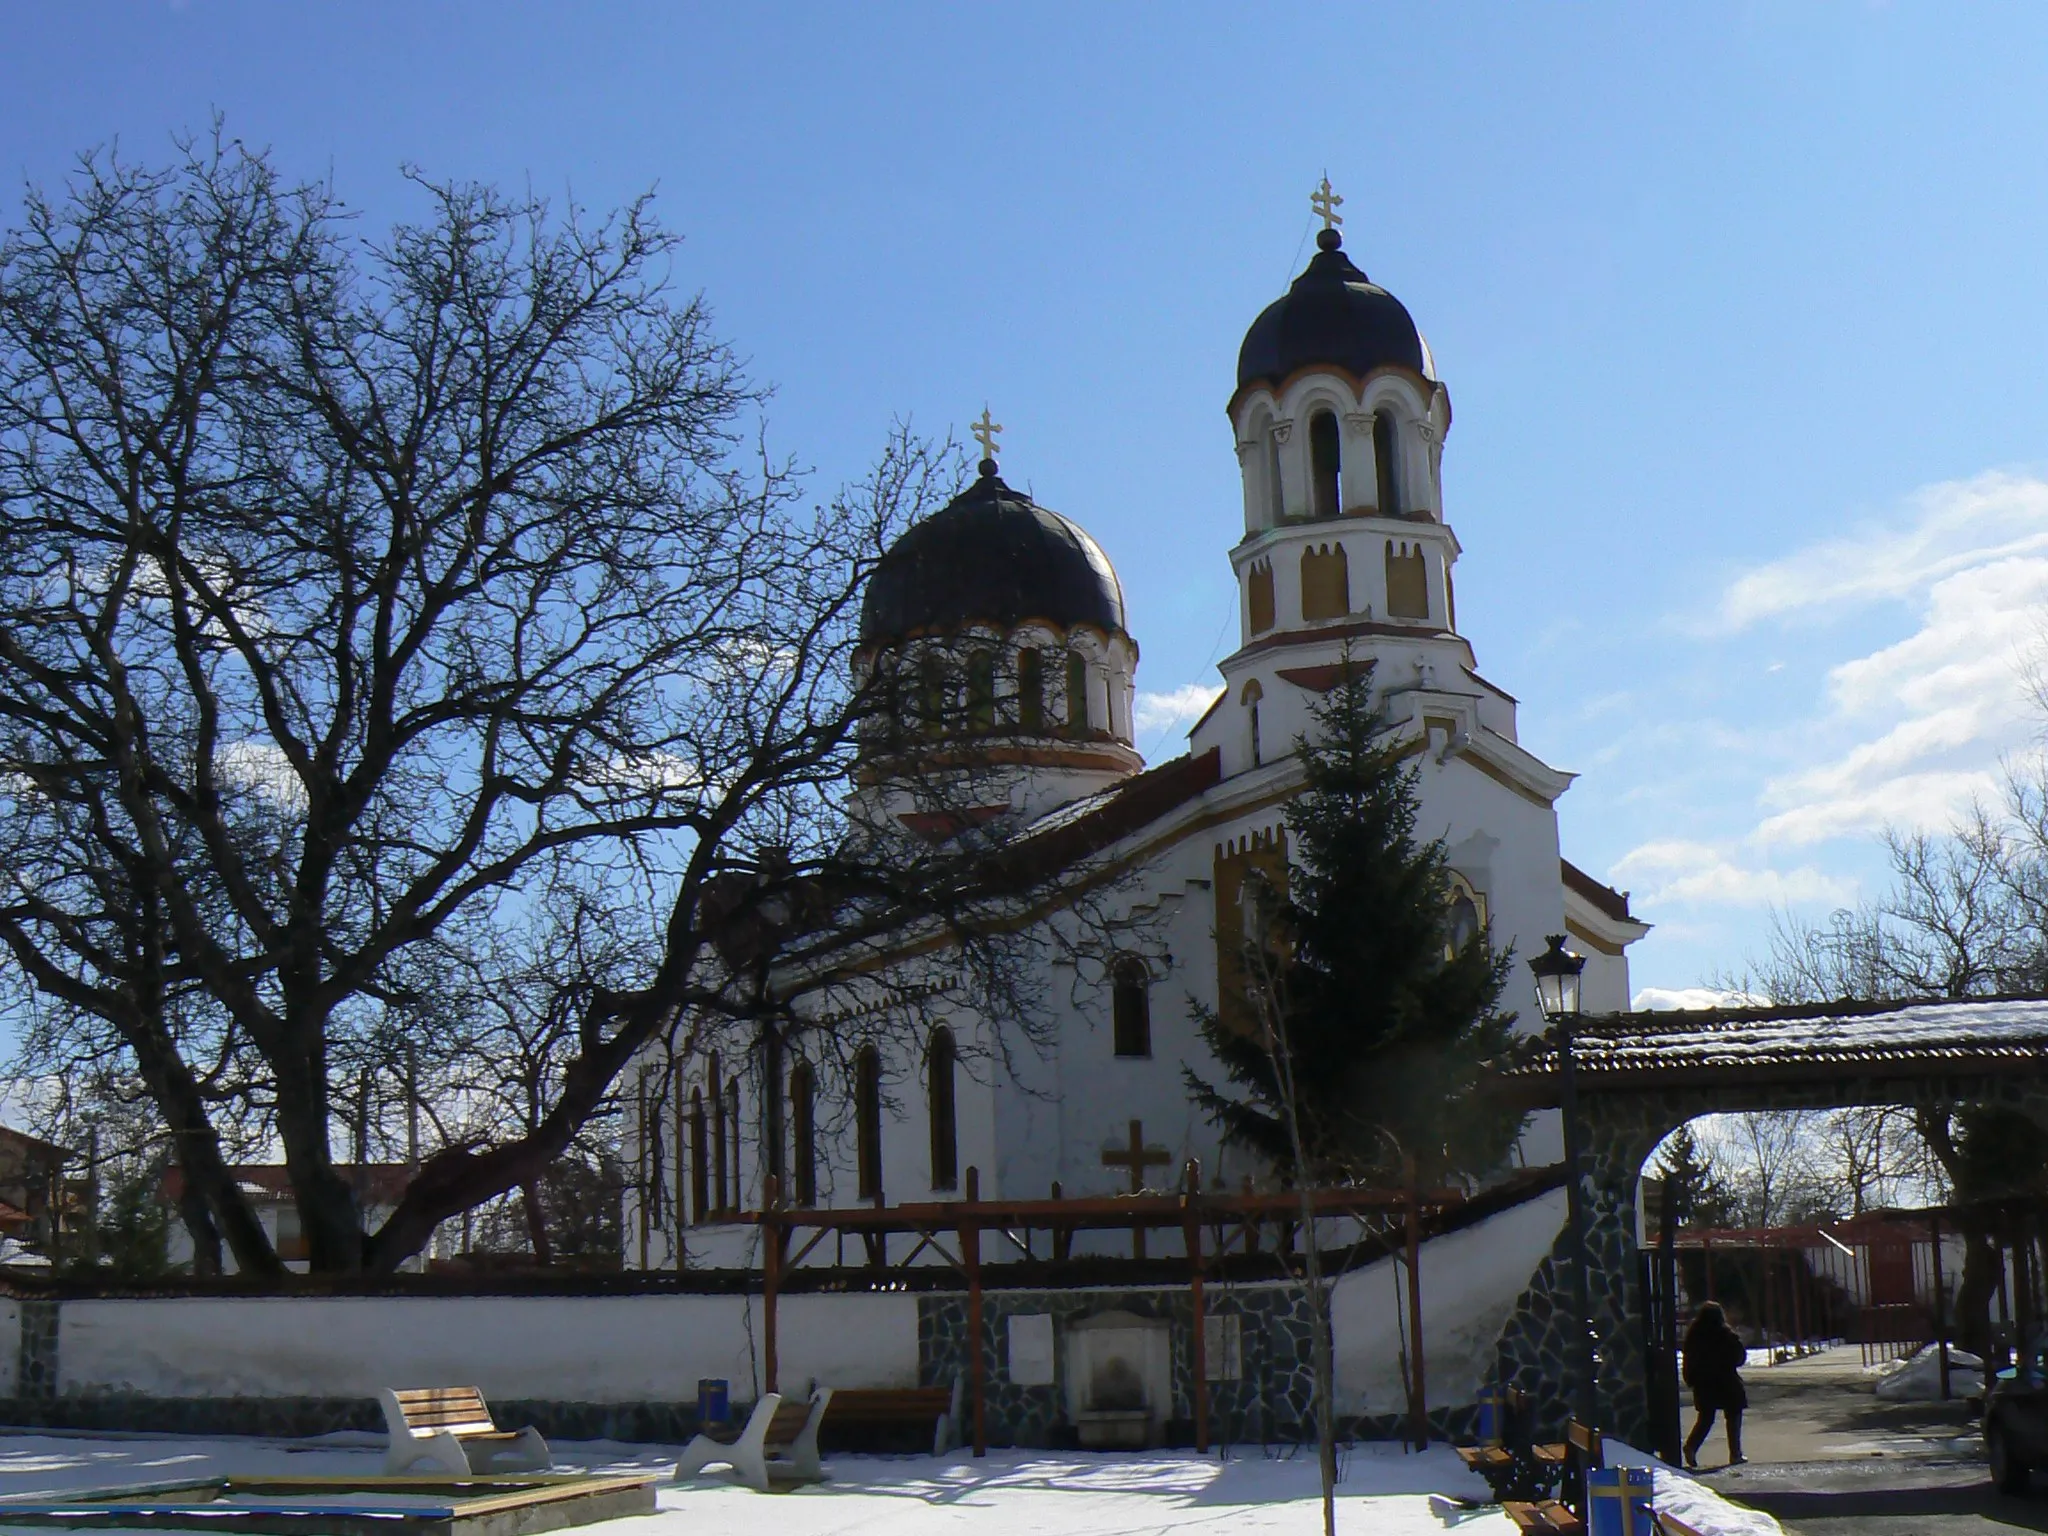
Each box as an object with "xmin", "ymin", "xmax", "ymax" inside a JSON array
[
  {"xmin": 1330, "ymin": 1187, "xmax": 1566, "ymax": 1417},
  {"xmin": 56, "ymin": 1291, "xmax": 917, "ymax": 1401}
]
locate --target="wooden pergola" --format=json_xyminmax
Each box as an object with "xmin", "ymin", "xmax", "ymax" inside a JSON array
[{"xmin": 748, "ymin": 1164, "xmax": 1468, "ymax": 1455}]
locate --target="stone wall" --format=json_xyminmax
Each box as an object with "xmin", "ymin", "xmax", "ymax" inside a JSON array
[{"xmin": 916, "ymin": 1281, "xmax": 1323, "ymax": 1448}]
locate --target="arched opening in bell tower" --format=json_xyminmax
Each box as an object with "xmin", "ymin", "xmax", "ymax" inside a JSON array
[
  {"xmin": 1310, "ymin": 410, "xmax": 1342, "ymax": 520},
  {"xmin": 1374, "ymin": 409, "xmax": 1400, "ymax": 516}
]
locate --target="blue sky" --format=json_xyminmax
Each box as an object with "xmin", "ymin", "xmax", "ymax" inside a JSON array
[{"xmin": 8, "ymin": 4, "xmax": 2048, "ymax": 1000}]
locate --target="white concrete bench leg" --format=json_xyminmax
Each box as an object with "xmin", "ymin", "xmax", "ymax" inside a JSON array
[
  {"xmin": 782, "ymin": 1388, "xmax": 832, "ymax": 1483},
  {"xmin": 387, "ymin": 1428, "xmax": 470, "ymax": 1479},
  {"xmin": 463, "ymin": 1425, "xmax": 552, "ymax": 1474},
  {"xmin": 674, "ymin": 1392, "xmax": 782, "ymax": 1490}
]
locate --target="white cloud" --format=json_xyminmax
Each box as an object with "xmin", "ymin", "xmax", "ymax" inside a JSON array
[
  {"xmin": 1631, "ymin": 985, "xmax": 1766, "ymax": 1011},
  {"xmin": 1609, "ymin": 839, "xmax": 1855, "ymax": 909},
  {"xmin": 215, "ymin": 740, "xmax": 305, "ymax": 811},
  {"xmin": 1745, "ymin": 546, "xmax": 2048, "ymax": 846},
  {"xmin": 1715, "ymin": 470, "xmax": 2048, "ymax": 631},
  {"xmin": 1134, "ymin": 683, "xmax": 1224, "ymax": 734}
]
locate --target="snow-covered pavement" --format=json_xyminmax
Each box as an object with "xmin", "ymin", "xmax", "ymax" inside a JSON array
[{"xmin": 0, "ymin": 1431, "xmax": 1780, "ymax": 1535}]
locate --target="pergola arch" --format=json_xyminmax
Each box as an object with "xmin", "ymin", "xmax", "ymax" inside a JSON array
[{"xmin": 1494, "ymin": 997, "xmax": 2048, "ymax": 1448}]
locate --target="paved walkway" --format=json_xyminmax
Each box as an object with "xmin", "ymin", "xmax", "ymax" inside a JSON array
[{"xmin": 1698, "ymin": 1346, "xmax": 2047, "ymax": 1533}]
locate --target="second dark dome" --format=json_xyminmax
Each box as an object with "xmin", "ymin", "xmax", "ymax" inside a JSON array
[
  {"xmin": 859, "ymin": 467, "xmax": 1127, "ymax": 646},
  {"xmin": 1237, "ymin": 230, "xmax": 1435, "ymax": 393}
]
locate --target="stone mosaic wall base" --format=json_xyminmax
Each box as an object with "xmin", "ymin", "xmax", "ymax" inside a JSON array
[{"xmin": 917, "ymin": 1283, "xmax": 1337, "ymax": 1449}]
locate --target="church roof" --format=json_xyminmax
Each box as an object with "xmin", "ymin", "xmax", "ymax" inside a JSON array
[
  {"xmin": 859, "ymin": 465, "xmax": 1127, "ymax": 645},
  {"xmin": 1561, "ymin": 859, "xmax": 1635, "ymax": 924},
  {"xmin": 1237, "ymin": 229, "xmax": 1436, "ymax": 393}
]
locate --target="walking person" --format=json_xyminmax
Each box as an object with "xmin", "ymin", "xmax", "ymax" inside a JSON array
[{"xmin": 1681, "ymin": 1301, "xmax": 1748, "ymax": 1468}]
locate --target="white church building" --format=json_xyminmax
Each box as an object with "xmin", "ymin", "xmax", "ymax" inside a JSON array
[{"xmin": 628, "ymin": 198, "xmax": 1646, "ymax": 1272}]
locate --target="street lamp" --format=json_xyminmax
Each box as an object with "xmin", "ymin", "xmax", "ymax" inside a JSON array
[{"xmin": 1530, "ymin": 934, "xmax": 1597, "ymax": 1428}]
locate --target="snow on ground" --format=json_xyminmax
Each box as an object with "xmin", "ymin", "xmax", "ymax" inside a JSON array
[
  {"xmin": 0, "ymin": 1431, "xmax": 1784, "ymax": 1535},
  {"xmin": 0, "ymin": 1433, "xmax": 1512, "ymax": 1535},
  {"xmin": 1868, "ymin": 1343, "xmax": 1986, "ymax": 1402},
  {"xmin": 1606, "ymin": 1439, "xmax": 1784, "ymax": 1536}
]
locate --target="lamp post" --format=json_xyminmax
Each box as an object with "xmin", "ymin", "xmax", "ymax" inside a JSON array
[{"xmin": 1531, "ymin": 933, "xmax": 1597, "ymax": 1428}]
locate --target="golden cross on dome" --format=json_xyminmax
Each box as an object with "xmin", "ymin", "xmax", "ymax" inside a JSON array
[
  {"xmin": 1310, "ymin": 176, "xmax": 1344, "ymax": 232},
  {"xmin": 972, "ymin": 407, "xmax": 1003, "ymax": 463}
]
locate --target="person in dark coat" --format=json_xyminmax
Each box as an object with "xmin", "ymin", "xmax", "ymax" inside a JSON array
[{"xmin": 1681, "ymin": 1301, "xmax": 1748, "ymax": 1467}]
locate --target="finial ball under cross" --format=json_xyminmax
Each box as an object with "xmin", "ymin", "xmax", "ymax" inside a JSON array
[
  {"xmin": 971, "ymin": 407, "xmax": 1003, "ymax": 470},
  {"xmin": 1311, "ymin": 176, "xmax": 1344, "ymax": 232}
]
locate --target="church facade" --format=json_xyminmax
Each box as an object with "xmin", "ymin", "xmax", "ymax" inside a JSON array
[{"xmin": 628, "ymin": 200, "xmax": 1646, "ymax": 1271}]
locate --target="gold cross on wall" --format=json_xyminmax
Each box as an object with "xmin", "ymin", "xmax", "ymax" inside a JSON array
[
  {"xmin": 972, "ymin": 407, "xmax": 1003, "ymax": 463},
  {"xmin": 1101, "ymin": 1118, "xmax": 1171, "ymax": 1195},
  {"xmin": 1310, "ymin": 176, "xmax": 1344, "ymax": 232}
]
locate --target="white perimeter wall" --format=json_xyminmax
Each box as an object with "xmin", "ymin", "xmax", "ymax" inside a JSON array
[
  {"xmin": 57, "ymin": 1293, "xmax": 917, "ymax": 1402},
  {"xmin": 1330, "ymin": 1188, "xmax": 1565, "ymax": 1417}
]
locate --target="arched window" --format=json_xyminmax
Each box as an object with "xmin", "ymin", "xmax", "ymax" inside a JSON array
[
  {"xmin": 1374, "ymin": 410, "xmax": 1399, "ymax": 516},
  {"xmin": 726, "ymin": 1076, "xmax": 742, "ymax": 1211},
  {"xmin": 1065, "ymin": 652, "xmax": 1091, "ymax": 738},
  {"xmin": 689, "ymin": 1087, "xmax": 708, "ymax": 1223},
  {"xmin": 855, "ymin": 1045, "xmax": 883, "ymax": 1202},
  {"xmin": 1266, "ymin": 423, "xmax": 1286, "ymax": 523},
  {"xmin": 927, "ymin": 1026, "xmax": 958, "ymax": 1191},
  {"xmin": 708, "ymin": 1054, "xmax": 727, "ymax": 1216},
  {"xmin": 1445, "ymin": 878, "xmax": 1486, "ymax": 960},
  {"xmin": 918, "ymin": 653, "xmax": 948, "ymax": 736},
  {"xmin": 1309, "ymin": 410, "xmax": 1341, "ymax": 520},
  {"xmin": 1112, "ymin": 958, "xmax": 1152, "ymax": 1058},
  {"xmin": 761, "ymin": 1032, "xmax": 784, "ymax": 1186},
  {"xmin": 1247, "ymin": 560, "xmax": 1275, "ymax": 635},
  {"xmin": 1017, "ymin": 648, "xmax": 1045, "ymax": 732},
  {"xmin": 1242, "ymin": 678, "xmax": 1264, "ymax": 768},
  {"xmin": 789, "ymin": 1059, "xmax": 816, "ymax": 1207},
  {"xmin": 965, "ymin": 649, "xmax": 996, "ymax": 732},
  {"xmin": 1300, "ymin": 542, "xmax": 1350, "ymax": 621}
]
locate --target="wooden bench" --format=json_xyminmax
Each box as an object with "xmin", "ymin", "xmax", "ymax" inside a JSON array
[
  {"xmin": 1499, "ymin": 1501, "xmax": 1583, "ymax": 1535},
  {"xmin": 379, "ymin": 1386, "xmax": 551, "ymax": 1477},
  {"xmin": 674, "ymin": 1388, "xmax": 831, "ymax": 1491},
  {"xmin": 819, "ymin": 1382, "xmax": 961, "ymax": 1455},
  {"xmin": 1501, "ymin": 1421, "xmax": 1602, "ymax": 1536},
  {"xmin": 1453, "ymin": 1389, "xmax": 1566, "ymax": 1505}
]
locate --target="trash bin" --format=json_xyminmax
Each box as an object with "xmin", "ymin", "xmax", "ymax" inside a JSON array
[{"xmin": 697, "ymin": 1378, "xmax": 729, "ymax": 1427}]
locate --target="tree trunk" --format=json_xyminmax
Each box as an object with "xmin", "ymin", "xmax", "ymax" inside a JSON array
[
  {"xmin": 523, "ymin": 1180, "xmax": 554, "ymax": 1266},
  {"xmin": 123, "ymin": 1009, "xmax": 281, "ymax": 1278},
  {"xmin": 176, "ymin": 1178, "xmax": 224, "ymax": 1277},
  {"xmin": 1956, "ymin": 1225, "xmax": 2002, "ymax": 1361}
]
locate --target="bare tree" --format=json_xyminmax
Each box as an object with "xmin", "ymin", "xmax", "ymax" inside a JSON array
[{"xmin": 0, "ymin": 130, "xmax": 1087, "ymax": 1275}]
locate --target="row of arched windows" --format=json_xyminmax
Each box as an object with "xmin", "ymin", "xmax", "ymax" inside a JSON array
[
  {"xmin": 675, "ymin": 981, "xmax": 1157, "ymax": 1221},
  {"xmin": 675, "ymin": 1029, "xmax": 959, "ymax": 1220},
  {"xmin": 903, "ymin": 647, "xmax": 1095, "ymax": 738},
  {"xmin": 1279, "ymin": 407, "xmax": 1404, "ymax": 523},
  {"xmin": 686, "ymin": 1055, "xmax": 744, "ymax": 1221}
]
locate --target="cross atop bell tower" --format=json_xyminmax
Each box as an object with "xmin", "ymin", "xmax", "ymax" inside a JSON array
[
  {"xmin": 971, "ymin": 407, "xmax": 1003, "ymax": 476},
  {"xmin": 1310, "ymin": 176, "xmax": 1343, "ymax": 233}
]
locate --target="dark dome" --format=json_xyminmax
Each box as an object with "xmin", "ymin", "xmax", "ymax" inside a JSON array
[
  {"xmin": 860, "ymin": 466, "xmax": 1127, "ymax": 645},
  {"xmin": 1237, "ymin": 230, "xmax": 1435, "ymax": 393}
]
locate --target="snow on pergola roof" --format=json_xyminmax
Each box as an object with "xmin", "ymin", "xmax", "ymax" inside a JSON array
[{"xmin": 1502, "ymin": 995, "xmax": 2048, "ymax": 1086}]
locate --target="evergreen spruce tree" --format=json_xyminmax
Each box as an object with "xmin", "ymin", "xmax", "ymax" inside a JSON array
[
  {"xmin": 1186, "ymin": 656, "xmax": 1524, "ymax": 1185},
  {"xmin": 1654, "ymin": 1123, "xmax": 1740, "ymax": 1229}
]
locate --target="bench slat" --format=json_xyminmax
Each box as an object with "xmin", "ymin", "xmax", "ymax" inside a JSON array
[
  {"xmin": 824, "ymin": 1389, "xmax": 951, "ymax": 1419},
  {"xmin": 392, "ymin": 1386, "xmax": 498, "ymax": 1438},
  {"xmin": 1501, "ymin": 1500, "xmax": 1584, "ymax": 1536}
]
